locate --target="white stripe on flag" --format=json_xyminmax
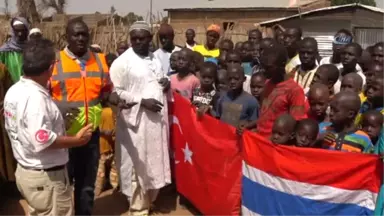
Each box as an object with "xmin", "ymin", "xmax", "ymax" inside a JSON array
[
  {"xmin": 242, "ymin": 205, "xmax": 262, "ymax": 216},
  {"xmin": 242, "ymin": 162, "xmax": 377, "ymax": 210}
]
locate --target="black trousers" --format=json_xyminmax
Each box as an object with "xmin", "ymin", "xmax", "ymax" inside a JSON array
[{"xmin": 68, "ymin": 130, "xmax": 100, "ymax": 216}]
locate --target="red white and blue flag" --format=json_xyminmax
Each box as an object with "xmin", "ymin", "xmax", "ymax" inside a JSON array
[{"xmin": 242, "ymin": 131, "xmax": 383, "ymax": 216}]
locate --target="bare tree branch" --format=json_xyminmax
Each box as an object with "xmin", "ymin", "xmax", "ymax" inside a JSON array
[{"xmin": 40, "ymin": 0, "xmax": 66, "ymax": 14}]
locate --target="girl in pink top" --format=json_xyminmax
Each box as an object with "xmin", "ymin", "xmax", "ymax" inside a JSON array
[{"xmin": 170, "ymin": 48, "xmax": 200, "ymax": 99}]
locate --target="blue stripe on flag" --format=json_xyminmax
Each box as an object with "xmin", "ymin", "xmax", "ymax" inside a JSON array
[{"xmin": 242, "ymin": 176, "xmax": 374, "ymax": 216}]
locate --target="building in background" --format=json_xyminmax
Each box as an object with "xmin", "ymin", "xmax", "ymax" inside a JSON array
[
  {"xmin": 164, "ymin": 0, "xmax": 330, "ymax": 45},
  {"xmin": 259, "ymin": 3, "xmax": 384, "ymax": 57}
]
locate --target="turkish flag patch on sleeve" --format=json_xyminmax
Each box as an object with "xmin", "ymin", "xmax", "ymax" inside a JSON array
[{"xmin": 35, "ymin": 129, "xmax": 50, "ymax": 144}]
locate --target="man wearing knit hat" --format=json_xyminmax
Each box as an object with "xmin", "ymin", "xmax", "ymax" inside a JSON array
[
  {"xmin": 154, "ymin": 23, "xmax": 181, "ymax": 75},
  {"xmin": 193, "ymin": 24, "xmax": 221, "ymax": 64},
  {"xmin": 110, "ymin": 21, "xmax": 171, "ymax": 216}
]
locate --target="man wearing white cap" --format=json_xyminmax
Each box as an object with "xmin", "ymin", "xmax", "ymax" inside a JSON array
[
  {"xmin": 29, "ymin": 28, "xmax": 42, "ymax": 40},
  {"xmin": 0, "ymin": 17, "xmax": 30, "ymax": 82},
  {"xmin": 110, "ymin": 21, "xmax": 171, "ymax": 215}
]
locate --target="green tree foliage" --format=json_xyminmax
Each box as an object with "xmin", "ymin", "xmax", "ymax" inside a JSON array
[
  {"xmin": 123, "ymin": 12, "xmax": 144, "ymax": 25},
  {"xmin": 330, "ymin": 0, "xmax": 376, "ymax": 6}
]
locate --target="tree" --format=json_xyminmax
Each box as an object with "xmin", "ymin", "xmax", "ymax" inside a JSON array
[
  {"xmin": 110, "ymin": 5, "xmax": 116, "ymax": 14},
  {"xmin": 123, "ymin": 12, "xmax": 144, "ymax": 25},
  {"xmin": 17, "ymin": 0, "xmax": 40, "ymax": 23},
  {"xmin": 3, "ymin": 0, "xmax": 10, "ymax": 19},
  {"xmin": 39, "ymin": 0, "xmax": 66, "ymax": 14},
  {"xmin": 330, "ymin": 0, "xmax": 376, "ymax": 6}
]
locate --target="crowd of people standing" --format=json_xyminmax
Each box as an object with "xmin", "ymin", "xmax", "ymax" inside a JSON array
[{"xmin": 0, "ymin": 15, "xmax": 383, "ymax": 216}]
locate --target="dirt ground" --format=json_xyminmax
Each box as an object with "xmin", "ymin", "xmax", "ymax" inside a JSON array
[{"xmin": 0, "ymin": 184, "xmax": 196, "ymax": 216}]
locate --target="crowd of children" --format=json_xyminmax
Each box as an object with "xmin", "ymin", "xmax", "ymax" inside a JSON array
[
  {"xmin": 93, "ymin": 24, "xmax": 383, "ymax": 213},
  {"xmin": 163, "ymin": 26, "xmax": 383, "ymax": 156}
]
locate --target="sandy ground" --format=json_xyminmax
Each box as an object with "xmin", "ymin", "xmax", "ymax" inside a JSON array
[{"xmin": 0, "ymin": 185, "xmax": 196, "ymax": 216}]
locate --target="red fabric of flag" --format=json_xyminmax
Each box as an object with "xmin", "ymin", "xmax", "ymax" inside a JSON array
[{"xmin": 171, "ymin": 92, "xmax": 242, "ymax": 215}]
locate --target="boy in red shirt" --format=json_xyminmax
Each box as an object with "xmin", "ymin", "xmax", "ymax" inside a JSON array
[{"xmin": 254, "ymin": 44, "xmax": 307, "ymax": 138}]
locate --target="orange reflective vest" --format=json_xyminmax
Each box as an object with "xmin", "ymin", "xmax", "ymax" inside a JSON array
[{"xmin": 50, "ymin": 50, "xmax": 110, "ymax": 135}]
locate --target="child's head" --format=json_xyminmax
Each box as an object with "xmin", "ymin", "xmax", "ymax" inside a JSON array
[
  {"xmin": 341, "ymin": 43, "xmax": 363, "ymax": 69},
  {"xmin": 365, "ymin": 62, "xmax": 383, "ymax": 88},
  {"xmin": 372, "ymin": 42, "xmax": 383, "ymax": 64},
  {"xmin": 271, "ymin": 114, "xmax": 296, "ymax": 145},
  {"xmin": 295, "ymin": 119, "xmax": 319, "ymax": 148},
  {"xmin": 340, "ymin": 73, "xmax": 363, "ymax": 93},
  {"xmin": 105, "ymin": 53, "xmax": 117, "ymax": 68},
  {"xmin": 225, "ymin": 51, "xmax": 242, "ymax": 68},
  {"xmin": 361, "ymin": 110, "xmax": 383, "ymax": 143},
  {"xmin": 311, "ymin": 64, "xmax": 339, "ymax": 90},
  {"xmin": 170, "ymin": 51, "xmax": 180, "ymax": 71},
  {"xmin": 217, "ymin": 52, "xmax": 227, "ymax": 69},
  {"xmin": 216, "ymin": 69, "xmax": 229, "ymax": 92},
  {"xmin": 241, "ymin": 41, "xmax": 254, "ymax": 62},
  {"xmin": 329, "ymin": 92, "xmax": 361, "ymax": 127},
  {"xmin": 261, "ymin": 44, "xmax": 287, "ymax": 79},
  {"xmin": 176, "ymin": 48, "xmax": 193, "ymax": 74},
  {"xmin": 248, "ymin": 29, "xmax": 262, "ymax": 44},
  {"xmin": 252, "ymin": 42, "xmax": 261, "ymax": 62},
  {"xmin": 199, "ymin": 62, "xmax": 217, "ymax": 91},
  {"xmin": 227, "ymin": 64, "xmax": 245, "ymax": 92},
  {"xmin": 250, "ymin": 73, "xmax": 266, "ymax": 100},
  {"xmin": 116, "ymin": 41, "xmax": 129, "ymax": 56},
  {"xmin": 234, "ymin": 41, "xmax": 243, "ymax": 52},
  {"xmin": 366, "ymin": 74, "xmax": 384, "ymax": 107},
  {"xmin": 219, "ymin": 39, "xmax": 234, "ymax": 55},
  {"xmin": 193, "ymin": 51, "xmax": 204, "ymax": 72},
  {"xmin": 259, "ymin": 38, "xmax": 277, "ymax": 56},
  {"xmin": 308, "ymin": 83, "xmax": 330, "ymax": 119}
]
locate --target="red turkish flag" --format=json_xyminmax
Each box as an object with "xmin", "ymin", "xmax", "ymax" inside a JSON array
[{"xmin": 171, "ymin": 92, "xmax": 242, "ymax": 216}]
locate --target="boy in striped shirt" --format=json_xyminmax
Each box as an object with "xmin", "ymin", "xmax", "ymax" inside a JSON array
[{"xmin": 320, "ymin": 92, "xmax": 373, "ymax": 153}]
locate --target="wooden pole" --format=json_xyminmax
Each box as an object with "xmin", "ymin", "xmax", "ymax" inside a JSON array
[{"xmin": 149, "ymin": 0, "xmax": 153, "ymax": 31}]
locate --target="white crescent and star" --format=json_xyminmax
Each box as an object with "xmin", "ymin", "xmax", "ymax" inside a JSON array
[
  {"xmin": 182, "ymin": 143, "xmax": 193, "ymax": 164},
  {"xmin": 172, "ymin": 115, "xmax": 193, "ymax": 165}
]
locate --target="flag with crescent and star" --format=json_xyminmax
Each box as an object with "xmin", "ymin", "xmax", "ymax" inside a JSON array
[{"xmin": 171, "ymin": 92, "xmax": 242, "ymax": 216}]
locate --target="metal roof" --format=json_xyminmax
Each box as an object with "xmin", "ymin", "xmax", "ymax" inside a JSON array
[
  {"xmin": 164, "ymin": 0, "xmax": 316, "ymax": 11},
  {"xmin": 259, "ymin": 3, "xmax": 384, "ymax": 25}
]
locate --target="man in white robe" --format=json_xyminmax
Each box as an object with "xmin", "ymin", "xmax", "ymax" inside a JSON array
[{"xmin": 110, "ymin": 21, "xmax": 171, "ymax": 216}]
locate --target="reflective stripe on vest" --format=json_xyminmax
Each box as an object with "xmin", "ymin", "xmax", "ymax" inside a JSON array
[{"xmin": 53, "ymin": 52, "xmax": 105, "ymax": 108}]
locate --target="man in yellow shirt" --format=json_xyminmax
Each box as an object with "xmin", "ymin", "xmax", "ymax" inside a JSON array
[
  {"xmin": 284, "ymin": 27, "xmax": 302, "ymax": 73},
  {"xmin": 193, "ymin": 24, "xmax": 220, "ymax": 64}
]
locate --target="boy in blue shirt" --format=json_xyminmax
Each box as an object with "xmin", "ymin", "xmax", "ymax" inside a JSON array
[{"xmin": 215, "ymin": 64, "xmax": 259, "ymax": 127}]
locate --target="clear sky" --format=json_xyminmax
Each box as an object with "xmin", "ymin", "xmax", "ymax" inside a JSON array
[{"xmin": 1, "ymin": 0, "xmax": 383, "ymax": 18}]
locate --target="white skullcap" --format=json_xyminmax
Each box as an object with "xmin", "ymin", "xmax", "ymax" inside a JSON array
[
  {"xmin": 91, "ymin": 44, "xmax": 101, "ymax": 49},
  {"xmin": 129, "ymin": 21, "xmax": 151, "ymax": 33},
  {"xmin": 12, "ymin": 20, "xmax": 23, "ymax": 26},
  {"xmin": 29, "ymin": 28, "xmax": 42, "ymax": 35}
]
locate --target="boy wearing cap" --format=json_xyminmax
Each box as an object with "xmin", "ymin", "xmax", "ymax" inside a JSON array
[{"xmin": 193, "ymin": 24, "xmax": 221, "ymax": 64}]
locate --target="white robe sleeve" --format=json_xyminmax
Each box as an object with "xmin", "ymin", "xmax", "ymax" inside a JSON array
[{"xmin": 109, "ymin": 56, "xmax": 142, "ymax": 127}]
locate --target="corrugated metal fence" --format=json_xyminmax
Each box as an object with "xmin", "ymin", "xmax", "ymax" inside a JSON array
[{"xmin": 354, "ymin": 28, "xmax": 384, "ymax": 49}]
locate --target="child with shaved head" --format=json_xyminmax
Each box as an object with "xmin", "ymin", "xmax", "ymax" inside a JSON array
[
  {"xmin": 307, "ymin": 83, "xmax": 330, "ymax": 126},
  {"xmin": 320, "ymin": 92, "xmax": 373, "ymax": 153},
  {"xmin": 295, "ymin": 119, "xmax": 320, "ymax": 148},
  {"xmin": 270, "ymin": 114, "xmax": 296, "ymax": 145},
  {"xmin": 310, "ymin": 64, "xmax": 339, "ymax": 97},
  {"xmin": 340, "ymin": 73, "xmax": 365, "ymax": 103},
  {"xmin": 361, "ymin": 110, "xmax": 383, "ymax": 147},
  {"xmin": 356, "ymin": 74, "xmax": 384, "ymax": 125}
]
